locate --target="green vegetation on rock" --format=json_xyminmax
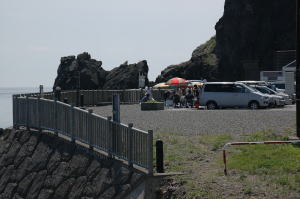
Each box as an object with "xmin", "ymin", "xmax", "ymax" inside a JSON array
[{"xmin": 155, "ymin": 36, "xmax": 218, "ymax": 83}]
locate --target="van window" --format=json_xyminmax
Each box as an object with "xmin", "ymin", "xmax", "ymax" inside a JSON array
[
  {"xmin": 204, "ymin": 84, "xmax": 234, "ymax": 92},
  {"xmin": 204, "ymin": 84, "xmax": 219, "ymax": 92},
  {"xmin": 233, "ymin": 85, "xmax": 245, "ymax": 93}
]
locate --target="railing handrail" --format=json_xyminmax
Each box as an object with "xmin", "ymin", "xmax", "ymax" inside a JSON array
[
  {"xmin": 13, "ymin": 95, "xmax": 154, "ymax": 174},
  {"xmin": 12, "ymin": 88, "xmax": 165, "ymax": 105}
]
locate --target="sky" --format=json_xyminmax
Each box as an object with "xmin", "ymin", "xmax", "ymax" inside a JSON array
[{"xmin": 0, "ymin": 0, "xmax": 225, "ymax": 87}]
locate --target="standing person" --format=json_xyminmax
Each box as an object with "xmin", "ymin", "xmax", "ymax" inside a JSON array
[
  {"xmin": 173, "ymin": 91, "xmax": 180, "ymax": 108},
  {"xmin": 180, "ymin": 87, "xmax": 187, "ymax": 107},
  {"xmin": 193, "ymin": 85, "xmax": 200, "ymax": 108},
  {"xmin": 164, "ymin": 90, "xmax": 170, "ymax": 106},
  {"xmin": 146, "ymin": 86, "xmax": 153, "ymax": 99},
  {"xmin": 141, "ymin": 93, "xmax": 151, "ymax": 102},
  {"xmin": 193, "ymin": 85, "xmax": 199, "ymax": 98},
  {"xmin": 198, "ymin": 85, "xmax": 203, "ymax": 105},
  {"xmin": 185, "ymin": 89, "xmax": 194, "ymax": 108},
  {"xmin": 54, "ymin": 86, "xmax": 61, "ymax": 101}
]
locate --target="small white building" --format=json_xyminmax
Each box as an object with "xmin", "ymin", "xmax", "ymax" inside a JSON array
[{"xmin": 260, "ymin": 60, "xmax": 295, "ymax": 95}]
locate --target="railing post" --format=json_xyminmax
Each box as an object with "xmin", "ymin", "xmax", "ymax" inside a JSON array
[
  {"xmin": 12, "ymin": 96, "xmax": 16, "ymax": 128},
  {"xmin": 88, "ymin": 109, "xmax": 94, "ymax": 150},
  {"xmin": 156, "ymin": 139, "xmax": 164, "ymax": 173},
  {"xmin": 112, "ymin": 94, "xmax": 120, "ymax": 123},
  {"xmin": 14, "ymin": 96, "xmax": 20, "ymax": 129},
  {"xmin": 128, "ymin": 123, "xmax": 133, "ymax": 167},
  {"xmin": 63, "ymin": 98, "xmax": 68, "ymax": 104},
  {"xmin": 54, "ymin": 99, "xmax": 58, "ymax": 136},
  {"xmin": 39, "ymin": 85, "xmax": 44, "ymax": 98},
  {"xmin": 76, "ymin": 89, "xmax": 80, "ymax": 106},
  {"xmin": 71, "ymin": 104, "xmax": 75, "ymax": 143},
  {"xmin": 147, "ymin": 130, "xmax": 153, "ymax": 175},
  {"xmin": 92, "ymin": 90, "xmax": 95, "ymax": 106},
  {"xmin": 107, "ymin": 116, "xmax": 113, "ymax": 157},
  {"xmin": 80, "ymin": 94, "xmax": 84, "ymax": 107},
  {"xmin": 26, "ymin": 96, "xmax": 29, "ymax": 130},
  {"xmin": 38, "ymin": 97, "xmax": 41, "ymax": 132}
]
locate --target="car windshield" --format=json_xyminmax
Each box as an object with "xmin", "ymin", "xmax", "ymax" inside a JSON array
[
  {"xmin": 273, "ymin": 83, "xmax": 285, "ymax": 89},
  {"xmin": 241, "ymin": 84, "xmax": 257, "ymax": 93},
  {"xmin": 255, "ymin": 87, "xmax": 269, "ymax": 94},
  {"xmin": 249, "ymin": 87, "xmax": 264, "ymax": 94},
  {"xmin": 263, "ymin": 86, "xmax": 277, "ymax": 94}
]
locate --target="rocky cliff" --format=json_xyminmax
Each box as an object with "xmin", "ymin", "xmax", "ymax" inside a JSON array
[
  {"xmin": 103, "ymin": 61, "xmax": 149, "ymax": 90},
  {"xmin": 156, "ymin": 0, "xmax": 296, "ymax": 82},
  {"xmin": 53, "ymin": 52, "xmax": 149, "ymax": 90},
  {"xmin": 215, "ymin": 0, "xmax": 296, "ymax": 80},
  {"xmin": 0, "ymin": 128, "xmax": 144, "ymax": 199},
  {"xmin": 53, "ymin": 53, "xmax": 108, "ymax": 90}
]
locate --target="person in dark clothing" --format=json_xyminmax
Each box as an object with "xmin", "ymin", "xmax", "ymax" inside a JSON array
[
  {"xmin": 54, "ymin": 86, "xmax": 61, "ymax": 101},
  {"xmin": 193, "ymin": 85, "xmax": 200, "ymax": 97},
  {"xmin": 164, "ymin": 90, "xmax": 170, "ymax": 101},
  {"xmin": 193, "ymin": 85, "xmax": 200, "ymax": 107},
  {"xmin": 173, "ymin": 91, "xmax": 180, "ymax": 108},
  {"xmin": 141, "ymin": 93, "xmax": 151, "ymax": 102},
  {"xmin": 185, "ymin": 89, "xmax": 194, "ymax": 108}
]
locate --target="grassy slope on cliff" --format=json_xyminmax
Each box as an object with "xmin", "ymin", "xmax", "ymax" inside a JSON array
[{"xmin": 155, "ymin": 36, "xmax": 218, "ymax": 83}]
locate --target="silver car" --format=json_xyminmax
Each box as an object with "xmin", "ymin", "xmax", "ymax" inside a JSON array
[
  {"xmin": 199, "ymin": 82, "xmax": 269, "ymax": 109},
  {"xmin": 250, "ymin": 85, "xmax": 286, "ymax": 107}
]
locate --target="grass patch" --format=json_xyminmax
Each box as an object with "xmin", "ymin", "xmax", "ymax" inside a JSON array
[
  {"xmin": 228, "ymin": 145, "xmax": 300, "ymax": 174},
  {"xmin": 154, "ymin": 131, "xmax": 300, "ymax": 198},
  {"xmin": 199, "ymin": 134, "xmax": 232, "ymax": 151},
  {"xmin": 227, "ymin": 131, "xmax": 300, "ymax": 192},
  {"xmin": 154, "ymin": 133, "xmax": 208, "ymax": 173},
  {"xmin": 154, "ymin": 133, "xmax": 234, "ymax": 198}
]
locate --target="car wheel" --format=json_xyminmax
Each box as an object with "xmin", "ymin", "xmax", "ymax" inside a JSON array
[
  {"xmin": 249, "ymin": 101, "xmax": 259, "ymax": 110},
  {"xmin": 207, "ymin": 102, "xmax": 217, "ymax": 110}
]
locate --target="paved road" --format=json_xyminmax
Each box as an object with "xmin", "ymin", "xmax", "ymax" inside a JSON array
[{"xmin": 92, "ymin": 105, "xmax": 296, "ymax": 135}]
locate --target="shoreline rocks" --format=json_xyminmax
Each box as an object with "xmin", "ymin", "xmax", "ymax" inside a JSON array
[{"xmin": 53, "ymin": 52, "xmax": 149, "ymax": 90}]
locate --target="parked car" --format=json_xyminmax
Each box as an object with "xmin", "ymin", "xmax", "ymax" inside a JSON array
[
  {"xmin": 200, "ymin": 82, "xmax": 269, "ymax": 109},
  {"xmin": 249, "ymin": 85, "xmax": 286, "ymax": 107},
  {"xmin": 268, "ymin": 82, "xmax": 285, "ymax": 93},
  {"xmin": 250, "ymin": 85, "xmax": 291, "ymax": 105}
]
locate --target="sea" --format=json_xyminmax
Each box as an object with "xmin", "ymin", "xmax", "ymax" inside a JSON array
[{"xmin": 0, "ymin": 87, "xmax": 52, "ymax": 128}]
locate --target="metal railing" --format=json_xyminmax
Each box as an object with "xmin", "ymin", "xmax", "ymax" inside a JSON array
[
  {"xmin": 12, "ymin": 96, "xmax": 153, "ymax": 174},
  {"xmin": 13, "ymin": 89, "xmax": 165, "ymax": 106}
]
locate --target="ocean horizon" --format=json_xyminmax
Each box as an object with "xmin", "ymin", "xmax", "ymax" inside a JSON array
[{"xmin": 0, "ymin": 87, "xmax": 52, "ymax": 128}]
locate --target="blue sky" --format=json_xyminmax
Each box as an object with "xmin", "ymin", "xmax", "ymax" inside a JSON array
[{"xmin": 0, "ymin": 0, "xmax": 224, "ymax": 87}]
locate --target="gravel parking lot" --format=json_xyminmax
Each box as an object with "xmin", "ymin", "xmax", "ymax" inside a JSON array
[{"xmin": 92, "ymin": 105, "xmax": 296, "ymax": 135}]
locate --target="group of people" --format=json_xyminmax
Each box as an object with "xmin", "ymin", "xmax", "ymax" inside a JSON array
[
  {"xmin": 164, "ymin": 85, "xmax": 203, "ymax": 108},
  {"xmin": 140, "ymin": 85, "xmax": 203, "ymax": 108}
]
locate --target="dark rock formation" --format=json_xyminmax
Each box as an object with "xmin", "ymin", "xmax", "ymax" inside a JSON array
[
  {"xmin": 103, "ymin": 60, "xmax": 149, "ymax": 89},
  {"xmin": 0, "ymin": 128, "xmax": 144, "ymax": 199},
  {"xmin": 53, "ymin": 52, "xmax": 108, "ymax": 90},
  {"xmin": 53, "ymin": 52, "xmax": 149, "ymax": 90},
  {"xmin": 215, "ymin": 0, "xmax": 296, "ymax": 81},
  {"xmin": 156, "ymin": 0, "xmax": 296, "ymax": 82},
  {"xmin": 155, "ymin": 37, "xmax": 218, "ymax": 83}
]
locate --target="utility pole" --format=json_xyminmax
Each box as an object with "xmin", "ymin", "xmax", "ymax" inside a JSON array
[{"xmin": 296, "ymin": 0, "xmax": 300, "ymax": 137}]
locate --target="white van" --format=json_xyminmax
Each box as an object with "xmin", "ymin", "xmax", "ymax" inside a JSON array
[{"xmin": 199, "ymin": 82, "xmax": 269, "ymax": 109}]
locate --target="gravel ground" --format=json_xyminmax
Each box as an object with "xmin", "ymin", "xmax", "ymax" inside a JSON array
[{"xmin": 92, "ymin": 105, "xmax": 296, "ymax": 135}]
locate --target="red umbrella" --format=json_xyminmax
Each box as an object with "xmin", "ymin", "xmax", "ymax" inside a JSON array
[{"xmin": 166, "ymin": 77, "xmax": 188, "ymax": 86}]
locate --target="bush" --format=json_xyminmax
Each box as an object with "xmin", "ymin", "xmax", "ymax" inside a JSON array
[{"xmin": 146, "ymin": 99, "xmax": 159, "ymax": 103}]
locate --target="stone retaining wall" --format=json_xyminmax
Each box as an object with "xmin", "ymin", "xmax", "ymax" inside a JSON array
[{"xmin": 0, "ymin": 128, "xmax": 145, "ymax": 199}]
